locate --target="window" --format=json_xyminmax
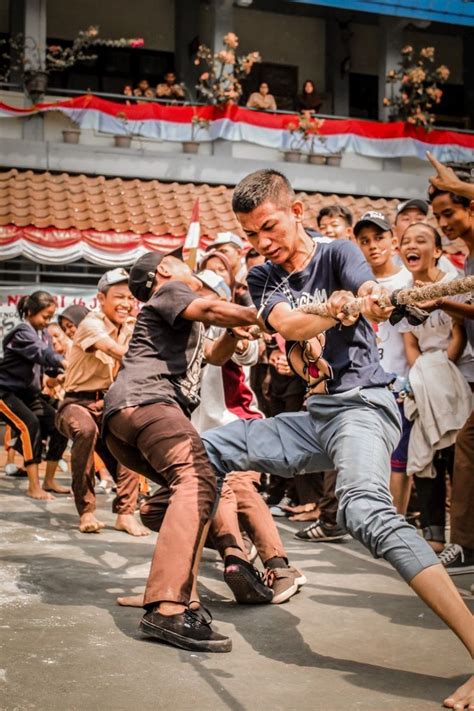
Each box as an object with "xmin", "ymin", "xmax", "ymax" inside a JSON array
[{"xmin": 0, "ymin": 257, "xmax": 126, "ymax": 287}]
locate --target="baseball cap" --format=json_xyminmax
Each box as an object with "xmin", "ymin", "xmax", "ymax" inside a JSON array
[
  {"xmin": 128, "ymin": 247, "xmax": 183, "ymax": 302},
  {"xmin": 196, "ymin": 270, "xmax": 231, "ymax": 301},
  {"xmin": 207, "ymin": 232, "xmax": 244, "ymax": 251},
  {"xmin": 353, "ymin": 211, "xmax": 391, "ymax": 237},
  {"xmin": 396, "ymin": 199, "xmax": 429, "ymax": 217},
  {"xmin": 97, "ymin": 268, "xmax": 129, "ymax": 293}
]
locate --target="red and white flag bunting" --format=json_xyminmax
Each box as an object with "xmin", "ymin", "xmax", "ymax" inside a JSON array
[{"xmin": 0, "ymin": 96, "xmax": 473, "ymax": 162}]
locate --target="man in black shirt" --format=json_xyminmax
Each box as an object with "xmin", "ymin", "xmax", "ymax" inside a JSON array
[{"xmin": 103, "ymin": 249, "xmax": 262, "ymax": 653}]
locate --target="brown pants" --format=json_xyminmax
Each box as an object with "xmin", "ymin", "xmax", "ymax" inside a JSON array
[
  {"xmin": 56, "ymin": 398, "xmax": 139, "ymax": 516},
  {"xmin": 140, "ymin": 481, "xmax": 245, "ymax": 558},
  {"xmin": 318, "ymin": 469, "xmax": 338, "ymax": 527},
  {"xmin": 450, "ymin": 410, "xmax": 474, "ymax": 550},
  {"xmin": 225, "ymin": 472, "xmax": 287, "ymax": 562},
  {"xmin": 106, "ymin": 402, "xmax": 217, "ymax": 608},
  {"xmin": 140, "ymin": 472, "xmax": 288, "ymax": 564}
]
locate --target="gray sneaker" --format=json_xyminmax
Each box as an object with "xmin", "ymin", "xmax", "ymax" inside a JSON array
[
  {"xmin": 265, "ymin": 566, "xmax": 307, "ymax": 604},
  {"xmin": 438, "ymin": 543, "xmax": 474, "ymax": 575}
]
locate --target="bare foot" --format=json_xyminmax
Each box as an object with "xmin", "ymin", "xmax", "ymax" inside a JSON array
[
  {"xmin": 444, "ymin": 675, "xmax": 474, "ymax": 709},
  {"xmin": 282, "ymin": 502, "xmax": 317, "ymax": 514},
  {"xmin": 289, "ymin": 509, "xmax": 321, "ymax": 522},
  {"xmin": 27, "ymin": 488, "xmax": 55, "ymax": 501},
  {"xmin": 427, "ymin": 540, "xmax": 445, "ymax": 554},
  {"xmin": 116, "ymin": 593, "xmax": 145, "ymax": 607},
  {"xmin": 79, "ymin": 513, "xmax": 105, "ymax": 533},
  {"xmin": 114, "ymin": 514, "xmax": 150, "ymax": 537},
  {"xmin": 43, "ymin": 482, "xmax": 71, "ymax": 495}
]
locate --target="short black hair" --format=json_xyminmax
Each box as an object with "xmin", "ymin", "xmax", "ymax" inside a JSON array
[
  {"xmin": 428, "ymin": 169, "xmax": 472, "ymax": 208},
  {"xmin": 232, "ymin": 170, "xmax": 295, "ymax": 214},
  {"xmin": 317, "ymin": 205, "xmax": 353, "ymax": 227}
]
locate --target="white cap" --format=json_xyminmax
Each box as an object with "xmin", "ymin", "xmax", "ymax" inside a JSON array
[
  {"xmin": 207, "ymin": 232, "xmax": 244, "ymax": 251},
  {"xmin": 97, "ymin": 268, "xmax": 129, "ymax": 293}
]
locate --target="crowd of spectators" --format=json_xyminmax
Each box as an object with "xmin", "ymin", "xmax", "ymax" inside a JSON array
[{"xmin": 123, "ymin": 73, "xmax": 324, "ymax": 114}]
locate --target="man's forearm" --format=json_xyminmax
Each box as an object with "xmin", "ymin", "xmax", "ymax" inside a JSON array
[
  {"xmin": 438, "ymin": 299, "xmax": 474, "ymax": 321},
  {"xmin": 273, "ymin": 312, "xmax": 337, "ymax": 341},
  {"xmin": 204, "ymin": 332, "xmax": 237, "ymax": 366},
  {"xmin": 201, "ymin": 301, "xmax": 258, "ymax": 328}
]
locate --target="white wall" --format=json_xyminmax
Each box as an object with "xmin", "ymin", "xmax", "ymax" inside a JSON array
[
  {"xmin": 235, "ymin": 8, "xmax": 326, "ymax": 92},
  {"xmin": 46, "ymin": 0, "xmax": 175, "ymax": 52}
]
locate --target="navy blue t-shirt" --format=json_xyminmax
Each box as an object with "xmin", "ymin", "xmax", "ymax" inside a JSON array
[{"xmin": 247, "ymin": 239, "xmax": 391, "ymax": 394}]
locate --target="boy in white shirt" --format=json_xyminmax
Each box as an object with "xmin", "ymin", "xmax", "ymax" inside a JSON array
[{"xmin": 354, "ymin": 211, "xmax": 413, "ymax": 514}]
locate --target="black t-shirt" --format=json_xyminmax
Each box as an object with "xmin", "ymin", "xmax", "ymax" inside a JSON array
[
  {"xmin": 247, "ymin": 239, "xmax": 391, "ymax": 394},
  {"xmin": 104, "ymin": 281, "xmax": 205, "ymax": 420}
]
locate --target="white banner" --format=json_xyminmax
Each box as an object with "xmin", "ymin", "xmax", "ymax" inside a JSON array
[{"xmin": 0, "ymin": 285, "xmax": 99, "ymax": 353}]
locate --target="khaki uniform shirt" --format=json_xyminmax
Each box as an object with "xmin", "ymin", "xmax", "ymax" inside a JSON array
[{"xmin": 64, "ymin": 311, "xmax": 134, "ymax": 393}]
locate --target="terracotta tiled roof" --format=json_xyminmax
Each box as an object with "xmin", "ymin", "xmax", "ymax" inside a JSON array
[{"xmin": 0, "ymin": 168, "xmax": 465, "ymax": 254}]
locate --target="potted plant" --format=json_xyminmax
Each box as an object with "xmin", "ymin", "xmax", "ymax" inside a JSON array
[
  {"xmin": 284, "ymin": 114, "xmax": 327, "ymax": 164},
  {"xmin": 194, "ymin": 32, "xmax": 261, "ymax": 106},
  {"xmin": 0, "ymin": 26, "xmax": 144, "ymax": 103},
  {"xmin": 114, "ymin": 111, "xmax": 134, "ymax": 148},
  {"xmin": 62, "ymin": 120, "xmax": 81, "ymax": 144},
  {"xmin": 326, "ymin": 153, "xmax": 343, "ymax": 167},
  {"xmin": 385, "ymin": 46, "xmax": 450, "ymax": 130},
  {"xmin": 183, "ymin": 115, "xmax": 210, "ymax": 154}
]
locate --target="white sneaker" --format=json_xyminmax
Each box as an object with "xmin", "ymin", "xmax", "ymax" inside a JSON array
[
  {"xmin": 5, "ymin": 463, "xmax": 19, "ymax": 475},
  {"xmin": 269, "ymin": 496, "xmax": 292, "ymax": 518}
]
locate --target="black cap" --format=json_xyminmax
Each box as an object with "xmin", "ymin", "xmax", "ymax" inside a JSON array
[
  {"xmin": 128, "ymin": 247, "xmax": 183, "ymax": 302},
  {"xmin": 396, "ymin": 199, "xmax": 429, "ymax": 217},
  {"xmin": 353, "ymin": 210, "xmax": 391, "ymax": 238}
]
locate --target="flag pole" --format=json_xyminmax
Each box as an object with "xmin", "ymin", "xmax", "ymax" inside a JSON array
[{"xmin": 183, "ymin": 198, "xmax": 200, "ymax": 271}]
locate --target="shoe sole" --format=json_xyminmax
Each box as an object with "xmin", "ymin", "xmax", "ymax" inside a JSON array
[
  {"xmin": 139, "ymin": 618, "xmax": 232, "ymax": 653},
  {"xmin": 295, "ymin": 532, "xmax": 347, "ymax": 542},
  {"xmin": 224, "ymin": 567, "xmax": 273, "ymax": 604},
  {"xmin": 270, "ymin": 574, "xmax": 307, "ymax": 605},
  {"xmin": 444, "ymin": 566, "xmax": 474, "ymax": 576}
]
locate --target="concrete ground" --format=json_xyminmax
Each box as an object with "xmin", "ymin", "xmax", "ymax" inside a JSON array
[{"xmin": 0, "ymin": 471, "xmax": 473, "ymax": 711}]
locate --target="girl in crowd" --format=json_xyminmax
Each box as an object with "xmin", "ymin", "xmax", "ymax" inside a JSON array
[
  {"xmin": 0, "ymin": 291, "xmax": 68, "ymax": 499},
  {"xmin": 399, "ymin": 222, "xmax": 474, "ymax": 550},
  {"xmin": 295, "ymin": 79, "xmax": 322, "ymax": 113},
  {"xmin": 58, "ymin": 304, "xmax": 90, "ymax": 340}
]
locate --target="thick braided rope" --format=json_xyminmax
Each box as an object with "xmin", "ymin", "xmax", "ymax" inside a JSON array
[{"xmin": 296, "ymin": 275, "xmax": 474, "ymax": 318}]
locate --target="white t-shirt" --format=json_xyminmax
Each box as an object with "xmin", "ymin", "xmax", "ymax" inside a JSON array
[
  {"xmin": 399, "ymin": 272, "xmax": 474, "ymax": 383},
  {"xmin": 376, "ymin": 266, "xmax": 412, "ymax": 378}
]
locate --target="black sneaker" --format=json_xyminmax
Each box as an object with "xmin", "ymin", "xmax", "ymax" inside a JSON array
[
  {"xmin": 295, "ymin": 519, "xmax": 347, "ymax": 542},
  {"xmin": 438, "ymin": 544, "xmax": 474, "ymax": 575},
  {"xmin": 139, "ymin": 606, "xmax": 232, "ymax": 652},
  {"xmin": 224, "ymin": 555, "xmax": 273, "ymax": 604}
]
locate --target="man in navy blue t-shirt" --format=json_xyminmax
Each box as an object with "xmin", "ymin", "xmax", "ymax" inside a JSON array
[{"xmin": 202, "ymin": 170, "xmax": 473, "ymax": 706}]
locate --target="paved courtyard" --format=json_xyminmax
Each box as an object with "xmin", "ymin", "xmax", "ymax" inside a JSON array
[{"xmin": 0, "ymin": 472, "xmax": 473, "ymax": 711}]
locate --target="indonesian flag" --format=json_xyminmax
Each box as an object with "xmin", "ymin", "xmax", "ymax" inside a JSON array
[{"xmin": 183, "ymin": 198, "xmax": 201, "ymax": 271}]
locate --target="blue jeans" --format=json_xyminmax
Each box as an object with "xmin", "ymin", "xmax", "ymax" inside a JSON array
[{"xmin": 202, "ymin": 386, "xmax": 439, "ymax": 582}]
